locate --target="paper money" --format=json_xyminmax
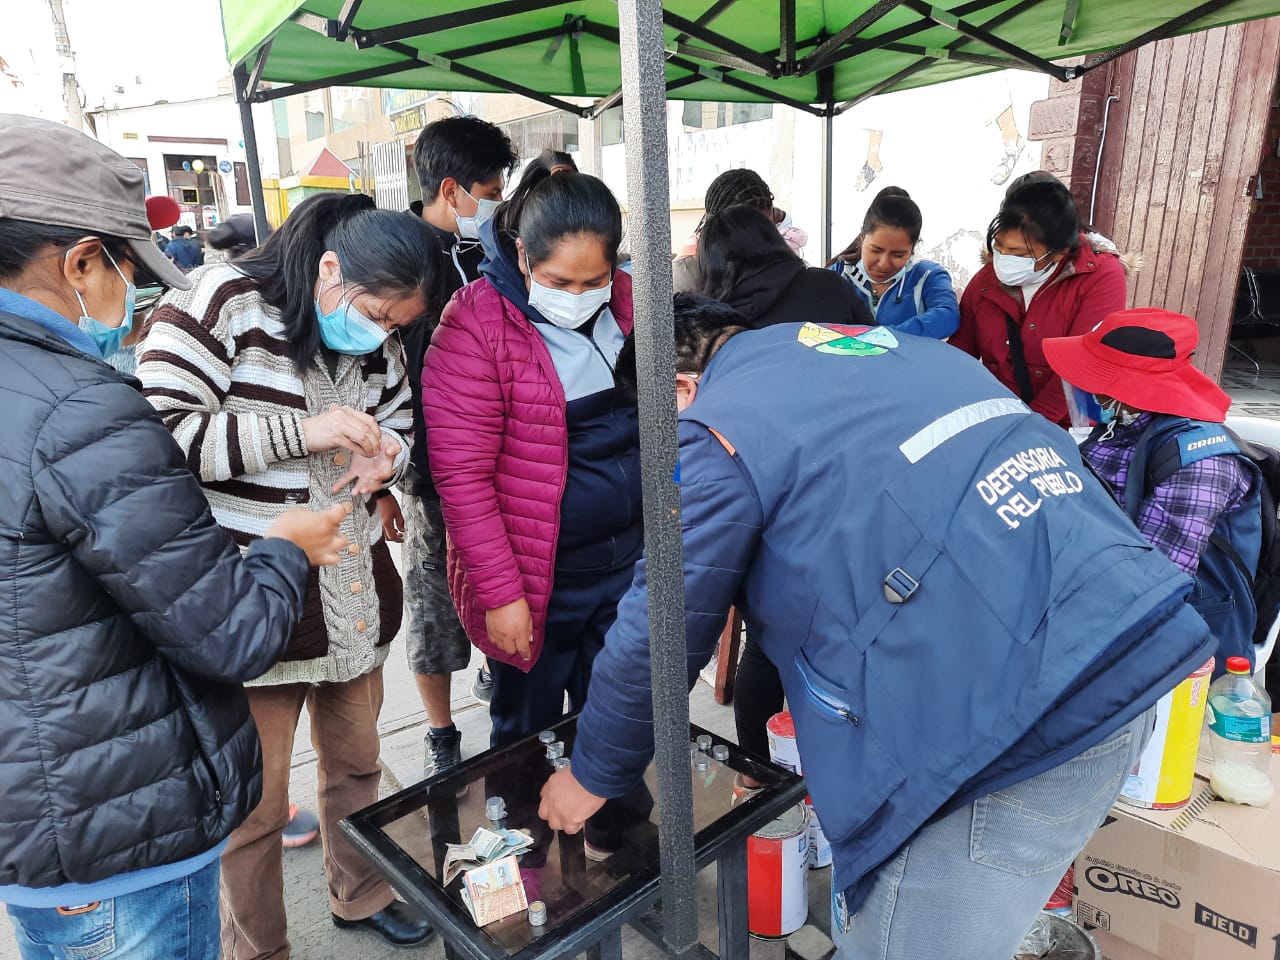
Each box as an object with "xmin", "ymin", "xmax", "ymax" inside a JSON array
[
  {"xmin": 461, "ymin": 855, "xmax": 528, "ymax": 926},
  {"xmin": 468, "ymin": 827, "xmax": 505, "ymax": 861},
  {"xmin": 444, "ymin": 830, "xmax": 537, "ymax": 885}
]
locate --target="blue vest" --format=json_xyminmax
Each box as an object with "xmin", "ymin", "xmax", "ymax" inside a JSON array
[
  {"xmin": 1123, "ymin": 416, "xmax": 1262, "ymax": 671},
  {"xmin": 683, "ymin": 323, "xmax": 1213, "ymax": 910}
]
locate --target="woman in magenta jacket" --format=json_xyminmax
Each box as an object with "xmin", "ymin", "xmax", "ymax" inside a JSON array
[
  {"xmin": 423, "ymin": 170, "xmax": 641, "ymax": 747},
  {"xmin": 952, "ymin": 177, "xmax": 1127, "ymax": 426}
]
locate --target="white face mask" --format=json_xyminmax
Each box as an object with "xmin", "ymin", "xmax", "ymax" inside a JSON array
[
  {"xmin": 453, "ymin": 185, "xmax": 501, "ymax": 241},
  {"xmin": 524, "ymin": 250, "xmax": 612, "ymax": 329},
  {"xmin": 993, "ymin": 250, "xmax": 1056, "ymax": 287}
]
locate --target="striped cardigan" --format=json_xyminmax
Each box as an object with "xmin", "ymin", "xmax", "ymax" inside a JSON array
[{"xmin": 139, "ymin": 263, "xmax": 411, "ymax": 685}]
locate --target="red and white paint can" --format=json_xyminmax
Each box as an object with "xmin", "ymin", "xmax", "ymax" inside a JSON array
[
  {"xmin": 747, "ymin": 803, "xmax": 810, "ymax": 938},
  {"xmin": 767, "ymin": 711, "xmax": 830, "ymax": 869},
  {"xmin": 766, "ymin": 711, "xmax": 803, "ymax": 775}
]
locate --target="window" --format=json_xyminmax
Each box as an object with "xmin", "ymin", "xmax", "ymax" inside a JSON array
[
  {"xmin": 600, "ymin": 106, "xmax": 624, "ymax": 147},
  {"xmin": 500, "ymin": 111, "xmax": 580, "ymax": 161},
  {"xmin": 681, "ymin": 101, "xmax": 773, "ymax": 130}
]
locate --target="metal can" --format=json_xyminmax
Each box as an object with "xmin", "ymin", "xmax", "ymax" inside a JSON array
[
  {"xmin": 806, "ymin": 804, "xmax": 832, "ymax": 869},
  {"xmin": 766, "ymin": 711, "xmax": 803, "ymax": 775},
  {"xmin": 747, "ymin": 803, "xmax": 810, "ymax": 938},
  {"xmin": 1118, "ymin": 657, "xmax": 1214, "ymax": 809}
]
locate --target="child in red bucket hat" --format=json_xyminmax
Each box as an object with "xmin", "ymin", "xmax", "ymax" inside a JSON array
[{"xmin": 1044, "ymin": 307, "xmax": 1261, "ymax": 672}]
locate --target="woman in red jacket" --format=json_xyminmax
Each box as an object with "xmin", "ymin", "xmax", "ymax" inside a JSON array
[
  {"xmin": 952, "ymin": 178, "xmax": 1127, "ymax": 426},
  {"xmin": 423, "ymin": 170, "xmax": 641, "ymax": 748}
]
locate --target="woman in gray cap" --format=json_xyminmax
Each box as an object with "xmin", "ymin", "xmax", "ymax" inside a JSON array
[{"xmin": 0, "ymin": 113, "xmax": 348, "ymax": 959}]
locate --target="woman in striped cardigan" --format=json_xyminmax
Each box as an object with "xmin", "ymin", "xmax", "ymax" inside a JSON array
[{"xmin": 139, "ymin": 194, "xmax": 445, "ymax": 957}]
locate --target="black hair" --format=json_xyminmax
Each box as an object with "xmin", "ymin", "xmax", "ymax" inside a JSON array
[
  {"xmin": 0, "ymin": 219, "xmax": 146, "ymax": 285},
  {"xmin": 492, "ymin": 168, "xmax": 622, "ymax": 268},
  {"xmin": 702, "ymin": 168, "xmax": 774, "ymax": 221},
  {"xmin": 537, "ymin": 149, "xmax": 577, "ymax": 172},
  {"xmin": 1005, "ymin": 170, "xmax": 1097, "ymax": 233},
  {"xmin": 414, "ymin": 116, "xmax": 519, "ymax": 202},
  {"xmin": 696, "ymin": 204, "xmax": 799, "ymax": 301},
  {"xmin": 234, "ymin": 193, "xmax": 447, "ymax": 371},
  {"xmin": 613, "ymin": 293, "xmax": 748, "ymax": 397},
  {"xmin": 672, "ymin": 292, "xmax": 749, "ymax": 373},
  {"xmin": 986, "ymin": 179, "xmax": 1081, "ymax": 256},
  {"xmin": 508, "ymin": 149, "xmax": 580, "ymax": 201},
  {"xmin": 831, "ymin": 186, "xmax": 923, "ymax": 265}
]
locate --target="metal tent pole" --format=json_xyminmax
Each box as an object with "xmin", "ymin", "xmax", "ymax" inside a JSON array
[
  {"xmin": 820, "ymin": 110, "xmax": 834, "ymax": 264},
  {"xmin": 616, "ymin": 0, "xmax": 697, "ymax": 952},
  {"xmin": 233, "ymin": 64, "xmax": 271, "ymax": 242}
]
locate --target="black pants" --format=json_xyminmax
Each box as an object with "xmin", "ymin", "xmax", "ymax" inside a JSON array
[
  {"xmin": 488, "ymin": 562, "xmax": 634, "ymax": 749},
  {"xmin": 732, "ymin": 633, "xmax": 786, "ymax": 760}
]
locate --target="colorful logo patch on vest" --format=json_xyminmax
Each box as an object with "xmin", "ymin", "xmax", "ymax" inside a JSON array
[{"xmin": 797, "ymin": 322, "xmax": 899, "ymax": 356}]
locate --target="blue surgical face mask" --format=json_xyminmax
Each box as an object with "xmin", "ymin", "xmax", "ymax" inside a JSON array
[
  {"xmin": 314, "ymin": 282, "xmax": 390, "ymax": 356},
  {"xmin": 1096, "ymin": 398, "xmax": 1118, "ymax": 425},
  {"xmin": 72, "ymin": 245, "xmax": 135, "ymax": 359}
]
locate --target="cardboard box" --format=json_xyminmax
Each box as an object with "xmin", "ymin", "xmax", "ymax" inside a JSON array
[
  {"xmin": 1073, "ymin": 750, "xmax": 1280, "ymax": 960},
  {"xmin": 1090, "ymin": 928, "xmax": 1163, "ymax": 960}
]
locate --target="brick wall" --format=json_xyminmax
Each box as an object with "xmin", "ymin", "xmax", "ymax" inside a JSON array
[{"xmin": 1241, "ymin": 81, "xmax": 1280, "ymax": 269}]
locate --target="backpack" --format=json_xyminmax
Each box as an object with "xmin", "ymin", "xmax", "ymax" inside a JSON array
[{"xmin": 1126, "ymin": 417, "xmax": 1280, "ymax": 660}]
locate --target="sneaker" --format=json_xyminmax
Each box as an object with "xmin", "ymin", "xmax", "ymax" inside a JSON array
[
  {"xmin": 282, "ymin": 804, "xmax": 319, "ymax": 848},
  {"xmin": 425, "ymin": 726, "xmax": 462, "ymax": 780},
  {"xmin": 472, "ymin": 664, "xmax": 494, "ymax": 703}
]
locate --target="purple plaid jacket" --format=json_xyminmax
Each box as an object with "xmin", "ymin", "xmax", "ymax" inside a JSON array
[{"xmin": 1082, "ymin": 414, "xmax": 1254, "ymax": 576}]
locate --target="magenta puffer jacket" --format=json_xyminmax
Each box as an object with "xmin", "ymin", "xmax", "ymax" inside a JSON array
[{"xmin": 422, "ymin": 273, "xmax": 634, "ymax": 671}]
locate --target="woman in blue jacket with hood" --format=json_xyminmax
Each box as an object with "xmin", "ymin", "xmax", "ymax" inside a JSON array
[{"xmin": 828, "ymin": 186, "xmax": 959, "ymax": 339}]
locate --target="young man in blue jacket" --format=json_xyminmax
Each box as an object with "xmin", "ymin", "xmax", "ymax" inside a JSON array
[{"xmin": 540, "ymin": 296, "xmax": 1212, "ymax": 959}]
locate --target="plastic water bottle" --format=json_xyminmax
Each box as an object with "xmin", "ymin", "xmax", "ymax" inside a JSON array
[{"xmin": 1207, "ymin": 656, "xmax": 1274, "ymax": 807}]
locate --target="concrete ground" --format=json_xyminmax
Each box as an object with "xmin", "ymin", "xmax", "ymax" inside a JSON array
[{"xmin": 0, "ymin": 546, "xmax": 833, "ymax": 960}]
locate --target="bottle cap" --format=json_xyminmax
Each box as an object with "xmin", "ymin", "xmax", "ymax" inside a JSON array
[
  {"xmin": 711, "ymin": 744, "xmax": 730, "ymax": 762},
  {"xmin": 695, "ymin": 754, "xmax": 710, "ymax": 771},
  {"xmin": 696, "ymin": 734, "xmax": 712, "ymax": 752},
  {"xmin": 553, "ymin": 757, "xmax": 572, "ymax": 771},
  {"xmin": 1226, "ymin": 656, "xmax": 1253, "ymax": 675},
  {"xmin": 528, "ymin": 900, "xmax": 547, "ymax": 926},
  {"xmin": 538, "ymin": 730, "xmax": 556, "ymax": 744},
  {"xmin": 485, "ymin": 796, "xmax": 507, "ymax": 821},
  {"xmin": 546, "ymin": 740, "xmax": 565, "ymax": 760}
]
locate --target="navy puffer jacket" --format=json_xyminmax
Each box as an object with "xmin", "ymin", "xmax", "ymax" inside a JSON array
[{"xmin": 0, "ymin": 308, "xmax": 308, "ymax": 889}]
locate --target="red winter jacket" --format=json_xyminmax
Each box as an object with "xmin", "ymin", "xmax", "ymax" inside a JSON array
[
  {"xmin": 422, "ymin": 273, "xmax": 634, "ymax": 671},
  {"xmin": 952, "ymin": 236, "xmax": 1127, "ymax": 426}
]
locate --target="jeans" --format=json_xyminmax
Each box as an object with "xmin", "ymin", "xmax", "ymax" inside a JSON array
[
  {"xmin": 831, "ymin": 708, "xmax": 1154, "ymax": 960},
  {"xmin": 7, "ymin": 860, "xmax": 220, "ymax": 960}
]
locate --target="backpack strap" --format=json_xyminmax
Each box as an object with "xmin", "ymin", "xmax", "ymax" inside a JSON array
[{"xmin": 1129, "ymin": 415, "xmax": 1256, "ymax": 587}]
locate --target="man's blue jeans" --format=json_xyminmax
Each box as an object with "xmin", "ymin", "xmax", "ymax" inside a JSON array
[
  {"xmin": 831, "ymin": 708, "xmax": 1154, "ymax": 960},
  {"xmin": 6, "ymin": 859, "xmax": 220, "ymax": 960}
]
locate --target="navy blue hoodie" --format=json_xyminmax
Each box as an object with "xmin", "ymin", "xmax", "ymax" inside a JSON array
[{"xmin": 479, "ymin": 224, "xmax": 643, "ymax": 574}]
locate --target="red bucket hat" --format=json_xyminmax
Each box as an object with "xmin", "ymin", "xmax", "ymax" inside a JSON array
[{"xmin": 1042, "ymin": 307, "xmax": 1231, "ymax": 423}]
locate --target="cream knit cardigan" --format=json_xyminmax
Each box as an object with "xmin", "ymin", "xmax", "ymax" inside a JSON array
[{"xmin": 140, "ymin": 263, "xmax": 412, "ymax": 685}]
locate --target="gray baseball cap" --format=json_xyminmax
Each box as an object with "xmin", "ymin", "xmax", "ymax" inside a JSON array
[{"xmin": 0, "ymin": 113, "xmax": 191, "ymax": 290}]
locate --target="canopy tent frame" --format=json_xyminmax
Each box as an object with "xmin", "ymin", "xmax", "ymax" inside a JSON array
[{"xmin": 235, "ymin": 0, "xmax": 1248, "ymax": 116}]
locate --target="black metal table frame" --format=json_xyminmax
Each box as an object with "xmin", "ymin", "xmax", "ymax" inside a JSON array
[{"xmin": 341, "ymin": 720, "xmax": 806, "ymax": 960}]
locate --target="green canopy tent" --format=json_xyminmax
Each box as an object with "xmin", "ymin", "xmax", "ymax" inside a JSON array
[{"xmin": 220, "ymin": 1, "xmax": 1280, "ymax": 953}]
